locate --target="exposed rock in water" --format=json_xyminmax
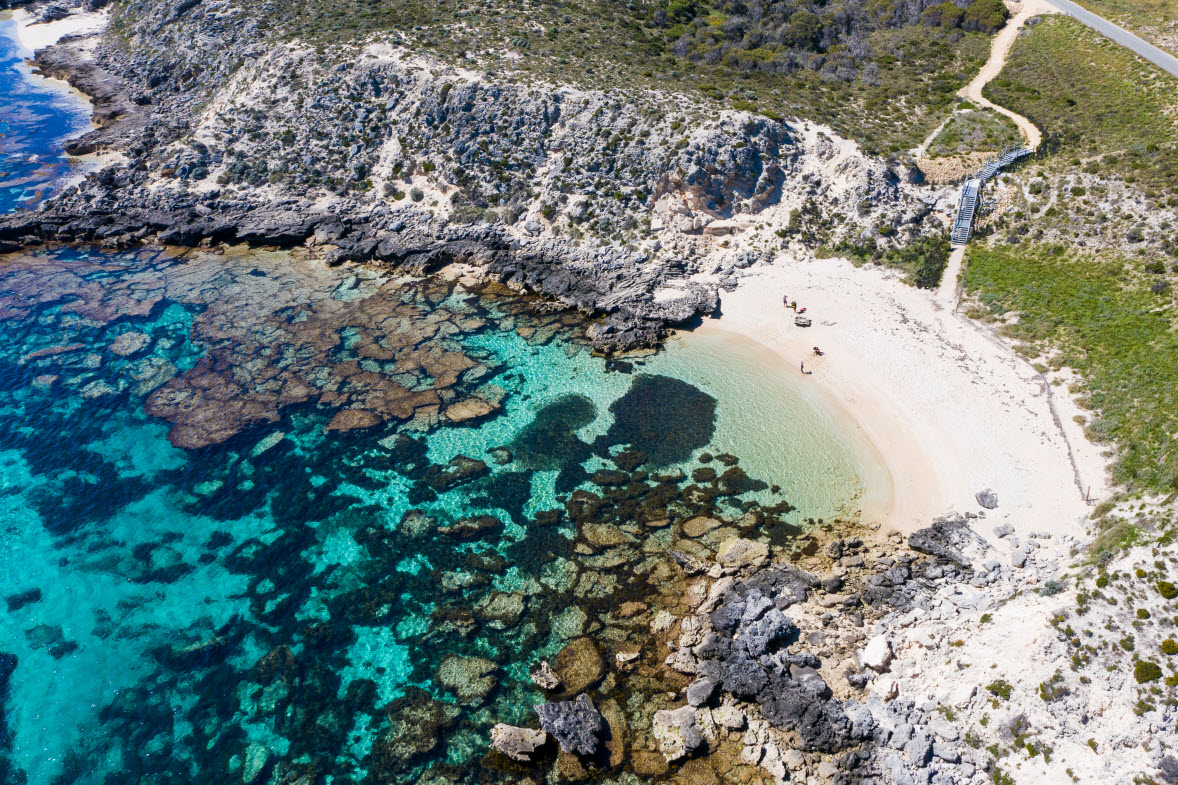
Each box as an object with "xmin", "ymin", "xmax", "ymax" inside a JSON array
[
  {"xmin": 534, "ymin": 694, "xmax": 603, "ymax": 757},
  {"xmin": 530, "ymin": 660, "xmax": 563, "ymax": 691},
  {"xmin": 489, "ymin": 724, "xmax": 547, "ymax": 762}
]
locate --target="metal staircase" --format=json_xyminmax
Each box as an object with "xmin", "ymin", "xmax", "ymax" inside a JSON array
[
  {"xmin": 951, "ymin": 178, "xmax": 981, "ymax": 246},
  {"xmin": 976, "ymin": 146, "xmax": 1032, "ymax": 182},
  {"xmin": 950, "ymin": 146, "xmax": 1032, "ymax": 245}
]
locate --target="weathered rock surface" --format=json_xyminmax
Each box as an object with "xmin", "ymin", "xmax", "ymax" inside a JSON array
[
  {"xmin": 489, "ymin": 724, "xmax": 547, "ymax": 762},
  {"xmin": 652, "ymin": 705, "xmax": 704, "ymax": 761},
  {"xmin": 534, "ymin": 694, "xmax": 603, "ymax": 757}
]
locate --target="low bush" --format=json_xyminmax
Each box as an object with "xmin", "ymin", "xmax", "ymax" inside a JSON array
[{"xmin": 1135, "ymin": 660, "xmax": 1162, "ymax": 683}]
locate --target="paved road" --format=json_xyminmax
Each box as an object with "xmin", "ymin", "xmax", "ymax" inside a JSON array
[{"xmin": 1043, "ymin": 0, "xmax": 1178, "ymax": 79}]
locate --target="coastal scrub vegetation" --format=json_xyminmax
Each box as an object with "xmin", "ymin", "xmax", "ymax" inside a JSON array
[
  {"xmin": 926, "ymin": 107, "xmax": 1022, "ymax": 156},
  {"xmin": 1067, "ymin": 0, "xmax": 1178, "ymax": 58},
  {"xmin": 962, "ymin": 244, "xmax": 1178, "ymax": 494},
  {"xmin": 243, "ymin": 0, "xmax": 998, "ymax": 153},
  {"xmin": 984, "ymin": 16, "xmax": 1178, "ymax": 189},
  {"xmin": 825, "ymin": 233, "xmax": 950, "ymax": 288}
]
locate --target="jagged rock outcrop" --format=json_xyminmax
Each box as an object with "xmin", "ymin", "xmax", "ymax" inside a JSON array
[
  {"xmin": 489, "ymin": 724, "xmax": 547, "ymax": 762},
  {"xmin": 5, "ymin": 0, "xmax": 939, "ymax": 351},
  {"xmin": 534, "ymin": 694, "xmax": 603, "ymax": 757}
]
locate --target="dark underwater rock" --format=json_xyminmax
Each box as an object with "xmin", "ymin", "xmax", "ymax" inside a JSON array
[
  {"xmin": 5, "ymin": 589, "xmax": 41, "ymax": 612},
  {"xmin": 437, "ymin": 515, "xmax": 502, "ymax": 540}
]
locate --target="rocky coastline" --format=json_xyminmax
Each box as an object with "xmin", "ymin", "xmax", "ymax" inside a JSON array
[{"xmin": 0, "ymin": 0, "xmax": 941, "ymax": 353}]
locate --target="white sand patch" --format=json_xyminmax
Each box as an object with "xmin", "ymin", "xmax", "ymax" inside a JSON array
[
  {"xmin": 9, "ymin": 8, "xmax": 108, "ymax": 57},
  {"xmin": 687, "ymin": 252, "xmax": 1111, "ymax": 538}
]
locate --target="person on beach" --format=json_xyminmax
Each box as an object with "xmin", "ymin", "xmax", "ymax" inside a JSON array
[{"xmin": 783, "ymin": 294, "xmax": 788, "ymax": 306}]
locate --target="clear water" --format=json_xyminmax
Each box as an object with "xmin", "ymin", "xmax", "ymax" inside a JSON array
[
  {"xmin": 0, "ymin": 11, "xmax": 96, "ymax": 214},
  {"xmin": 0, "ymin": 22, "xmax": 879, "ymax": 785}
]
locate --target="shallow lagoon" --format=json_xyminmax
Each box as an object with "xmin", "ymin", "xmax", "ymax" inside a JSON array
[{"xmin": 0, "ymin": 245, "xmax": 879, "ymax": 784}]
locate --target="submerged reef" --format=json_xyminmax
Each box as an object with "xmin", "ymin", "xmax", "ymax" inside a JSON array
[{"xmin": 0, "ymin": 245, "xmax": 820, "ymax": 785}]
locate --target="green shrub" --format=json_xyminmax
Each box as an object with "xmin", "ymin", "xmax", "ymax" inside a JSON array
[
  {"xmin": 1159, "ymin": 581, "xmax": 1177, "ymax": 600},
  {"xmin": 1040, "ymin": 580, "xmax": 1064, "ymax": 596},
  {"xmin": 921, "ymin": 2, "xmax": 964, "ymax": 28},
  {"xmin": 1138, "ymin": 608, "xmax": 1151, "ymax": 619},
  {"xmin": 1135, "ymin": 660, "xmax": 1162, "ymax": 683},
  {"xmin": 962, "ymin": 0, "xmax": 1009, "ymax": 32},
  {"xmin": 1162, "ymin": 639, "xmax": 1178, "ymax": 655},
  {"xmin": 986, "ymin": 679, "xmax": 1012, "ymax": 700}
]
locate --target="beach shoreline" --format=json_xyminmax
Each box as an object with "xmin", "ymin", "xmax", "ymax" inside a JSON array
[{"xmin": 685, "ymin": 251, "xmax": 1110, "ymax": 539}]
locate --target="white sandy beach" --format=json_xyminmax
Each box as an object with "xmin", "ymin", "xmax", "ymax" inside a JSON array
[
  {"xmin": 694, "ymin": 252, "xmax": 1110, "ymax": 540},
  {"xmin": 4, "ymin": 6, "xmax": 108, "ymax": 57}
]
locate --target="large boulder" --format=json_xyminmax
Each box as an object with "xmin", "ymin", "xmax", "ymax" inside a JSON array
[
  {"xmin": 908, "ymin": 516, "xmax": 992, "ymax": 568},
  {"xmin": 554, "ymin": 637, "xmax": 605, "ymax": 694},
  {"xmin": 652, "ymin": 705, "xmax": 704, "ymax": 761},
  {"xmin": 490, "ymin": 724, "xmax": 547, "ymax": 762},
  {"xmin": 534, "ymin": 694, "xmax": 603, "ymax": 756},
  {"xmin": 975, "ymin": 489, "xmax": 999, "ymax": 509}
]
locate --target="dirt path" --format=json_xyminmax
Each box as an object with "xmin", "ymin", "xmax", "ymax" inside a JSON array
[
  {"xmin": 958, "ymin": 0, "xmax": 1058, "ymax": 150},
  {"xmin": 937, "ymin": 245, "xmax": 967, "ymax": 309}
]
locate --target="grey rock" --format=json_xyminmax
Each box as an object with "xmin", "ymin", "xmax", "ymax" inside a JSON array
[
  {"xmin": 685, "ymin": 676, "xmax": 718, "ymax": 707},
  {"xmin": 739, "ymin": 607, "xmax": 794, "ymax": 656},
  {"xmin": 976, "ymin": 489, "xmax": 999, "ymax": 509},
  {"xmin": 721, "ymin": 653, "xmax": 768, "ymax": 698},
  {"xmin": 534, "ymin": 694, "xmax": 602, "ymax": 756},
  {"xmin": 1011, "ymin": 550, "xmax": 1028, "ymax": 568},
  {"xmin": 993, "ymin": 523, "xmax": 1014, "ymax": 538},
  {"xmin": 929, "ymin": 718, "xmax": 959, "ymax": 741},
  {"xmin": 757, "ymin": 674, "xmax": 862, "ymax": 753},
  {"xmin": 932, "ymin": 742, "xmax": 960, "ymax": 763},
  {"xmin": 904, "ymin": 733, "xmax": 932, "ymax": 766}
]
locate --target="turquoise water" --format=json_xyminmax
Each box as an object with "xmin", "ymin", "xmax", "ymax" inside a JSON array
[
  {"xmin": 0, "ymin": 12, "xmax": 97, "ymax": 213},
  {"xmin": 0, "ymin": 23, "xmax": 877, "ymax": 784}
]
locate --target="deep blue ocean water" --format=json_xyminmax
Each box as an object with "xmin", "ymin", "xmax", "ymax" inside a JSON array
[
  {"xmin": 0, "ymin": 13, "xmax": 96, "ymax": 213},
  {"xmin": 0, "ymin": 19, "xmax": 874, "ymax": 785}
]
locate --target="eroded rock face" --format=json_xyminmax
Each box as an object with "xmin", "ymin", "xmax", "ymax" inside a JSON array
[
  {"xmin": 652, "ymin": 705, "xmax": 704, "ymax": 761},
  {"xmin": 489, "ymin": 724, "xmax": 547, "ymax": 762},
  {"xmin": 534, "ymin": 694, "xmax": 602, "ymax": 757}
]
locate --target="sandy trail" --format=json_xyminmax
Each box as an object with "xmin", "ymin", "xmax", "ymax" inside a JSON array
[
  {"xmin": 692, "ymin": 254, "xmax": 1109, "ymax": 539},
  {"xmin": 936, "ymin": 245, "xmax": 967, "ymax": 309},
  {"xmin": 957, "ymin": 0, "xmax": 1057, "ymax": 150}
]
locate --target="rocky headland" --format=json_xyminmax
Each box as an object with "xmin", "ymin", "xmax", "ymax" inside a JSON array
[{"xmin": 0, "ymin": 0, "xmax": 945, "ymax": 352}]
